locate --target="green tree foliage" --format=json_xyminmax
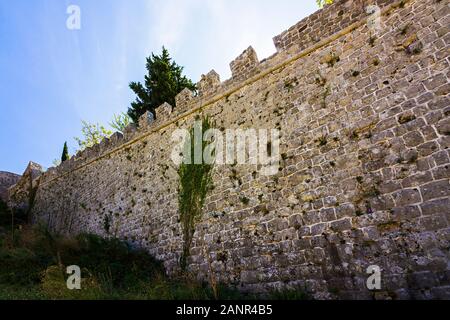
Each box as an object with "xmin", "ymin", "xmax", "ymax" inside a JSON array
[
  {"xmin": 74, "ymin": 120, "xmax": 112, "ymax": 151},
  {"xmin": 61, "ymin": 142, "xmax": 70, "ymax": 162},
  {"xmin": 178, "ymin": 118, "xmax": 215, "ymax": 270},
  {"xmin": 109, "ymin": 112, "xmax": 132, "ymax": 133},
  {"xmin": 128, "ymin": 47, "xmax": 196, "ymax": 123},
  {"xmin": 317, "ymin": 0, "xmax": 334, "ymax": 8}
]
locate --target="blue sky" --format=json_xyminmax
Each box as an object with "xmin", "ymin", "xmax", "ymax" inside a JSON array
[{"xmin": 0, "ymin": 0, "xmax": 319, "ymax": 174}]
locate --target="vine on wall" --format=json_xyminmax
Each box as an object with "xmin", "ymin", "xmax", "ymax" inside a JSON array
[{"xmin": 178, "ymin": 117, "xmax": 215, "ymax": 271}]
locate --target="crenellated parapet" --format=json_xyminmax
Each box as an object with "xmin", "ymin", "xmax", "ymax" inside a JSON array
[
  {"xmin": 230, "ymin": 46, "xmax": 259, "ymax": 81},
  {"xmin": 123, "ymin": 123, "xmax": 138, "ymax": 140},
  {"xmin": 42, "ymin": 167, "xmax": 58, "ymax": 183}
]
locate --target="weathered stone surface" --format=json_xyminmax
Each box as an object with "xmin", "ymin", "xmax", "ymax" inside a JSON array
[
  {"xmin": 155, "ymin": 102, "xmax": 173, "ymax": 122},
  {"xmin": 230, "ymin": 46, "xmax": 259, "ymax": 81},
  {"xmin": 420, "ymin": 198, "xmax": 450, "ymax": 216},
  {"xmin": 175, "ymin": 88, "xmax": 195, "ymax": 114},
  {"xmin": 421, "ymin": 180, "xmax": 450, "ymax": 201},
  {"xmin": 123, "ymin": 123, "xmax": 137, "ymax": 140},
  {"xmin": 392, "ymin": 189, "xmax": 422, "ymax": 207},
  {"xmin": 138, "ymin": 111, "xmax": 154, "ymax": 130}
]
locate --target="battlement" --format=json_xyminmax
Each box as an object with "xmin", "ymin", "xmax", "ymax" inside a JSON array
[
  {"xmin": 155, "ymin": 102, "xmax": 173, "ymax": 123},
  {"xmin": 138, "ymin": 111, "xmax": 154, "ymax": 129},
  {"xmin": 230, "ymin": 46, "xmax": 260, "ymax": 81},
  {"xmin": 197, "ymin": 70, "xmax": 221, "ymax": 97}
]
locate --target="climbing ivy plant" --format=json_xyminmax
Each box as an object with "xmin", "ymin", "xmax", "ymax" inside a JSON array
[{"xmin": 178, "ymin": 117, "xmax": 215, "ymax": 270}]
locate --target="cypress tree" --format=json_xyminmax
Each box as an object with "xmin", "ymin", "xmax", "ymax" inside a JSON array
[
  {"xmin": 128, "ymin": 47, "xmax": 196, "ymax": 123},
  {"xmin": 61, "ymin": 142, "xmax": 70, "ymax": 162}
]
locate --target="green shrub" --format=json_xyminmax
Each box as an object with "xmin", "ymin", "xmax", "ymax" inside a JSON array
[
  {"xmin": 0, "ymin": 199, "xmax": 10, "ymax": 228},
  {"xmin": 0, "ymin": 227, "xmax": 164, "ymax": 295},
  {"xmin": 41, "ymin": 265, "xmax": 105, "ymax": 300},
  {"xmin": 0, "ymin": 247, "xmax": 48, "ymax": 285},
  {"xmin": 0, "ymin": 200, "xmax": 28, "ymax": 229},
  {"xmin": 0, "ymin": 284, "xmax": 46, "ymax": 300}
]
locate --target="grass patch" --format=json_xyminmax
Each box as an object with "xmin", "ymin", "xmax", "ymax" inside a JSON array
[{"xmin": 0, "ymin": 225, "xmax": 250, "ymax": 300}]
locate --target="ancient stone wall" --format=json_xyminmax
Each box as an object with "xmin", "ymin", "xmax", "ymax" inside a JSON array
[
  {"xmin": 10, "ymin": 0, "xmax": 450, "ymax": 299},
  {"xmin": 8, "ymin": 162, "xmax": 43, "ymax": 211}
]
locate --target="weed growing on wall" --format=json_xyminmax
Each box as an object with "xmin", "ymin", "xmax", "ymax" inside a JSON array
[
  {"xmin": 178, "ymin": 117, "xmax": 215, "ymax": 270},
  {"xmin": 316, "ymin": 0, "xmax": 334, "ymax": 8}
]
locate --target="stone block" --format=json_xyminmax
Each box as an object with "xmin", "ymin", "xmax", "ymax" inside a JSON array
[
  {"xmin": 421, "ymin": 180, "xmax": 450, "ymax": 201},
  {"xmin": 392, "ymin": 189, "xmax": 422, "ymax": 207},
  {"xmin": 175, "ymin": 88, "xmax": 195, "ymax": 114},
  {"xmin": 138, "ymin": 111, "xmax": 154, "ymax": 129},
  {"xmin": 230, "ymin": 46, "xmax": 259, "ymax": 81},
  {"xmin": 155, "ymin": 102, "xmax": 173, "ymax": 122},
  {"xmin": 197, "ymin": 70, "xmax": 221, "ymax": 97}
]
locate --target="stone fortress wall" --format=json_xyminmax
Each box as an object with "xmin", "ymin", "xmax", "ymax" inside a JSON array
[{"xmin": 9, "ymin": 0, "xmax": 450, "ymax": 299}]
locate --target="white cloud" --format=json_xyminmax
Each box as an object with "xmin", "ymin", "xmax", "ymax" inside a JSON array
[{"xmin": 147, "ymin": 0, "xmax": 193, "ymax": 50}]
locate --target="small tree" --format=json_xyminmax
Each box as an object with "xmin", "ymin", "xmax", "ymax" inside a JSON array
[
  {"xmin": 74, "ymin": 120, "xmax": 112, "ymax": 151},
  {"xmin": 109, "ymin": 112, "xmax": 132, "ymax": 133},
  {"xmin": 61, "ymin": 142, "xmax": 70, "ymax": 162},
  {"xmin": 317, "ymin": 0, "xmax": 334, "ymax": 8},
  {"xmin": 128, "ymin": 47, "xmax": 196, "ymax": 123}
]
